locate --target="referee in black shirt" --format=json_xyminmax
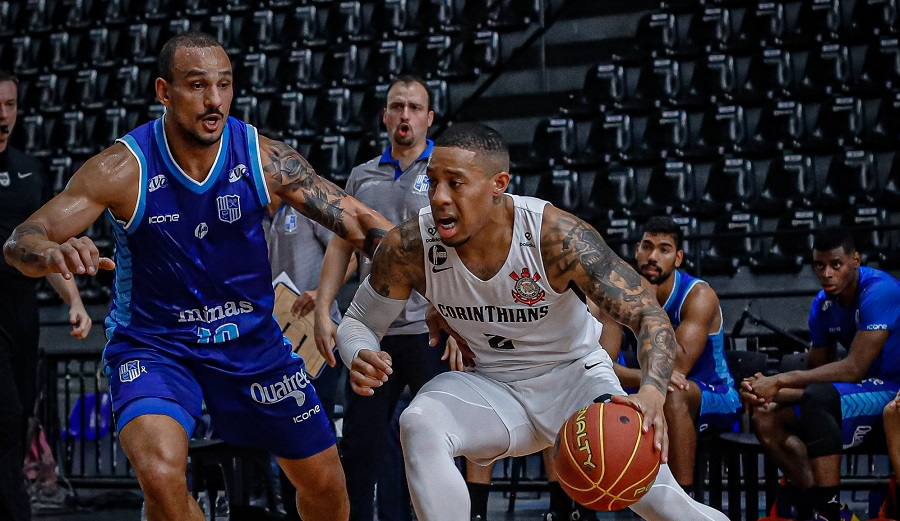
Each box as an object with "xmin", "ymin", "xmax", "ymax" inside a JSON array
[{"xmin": 0, "ymin": 70, "xmax": 92, "ymax": 521}]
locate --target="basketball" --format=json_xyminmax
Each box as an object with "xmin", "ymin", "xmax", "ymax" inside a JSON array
[{"xmin": 552, "ymin": 401, "xmax": 660, "ymax": 511}]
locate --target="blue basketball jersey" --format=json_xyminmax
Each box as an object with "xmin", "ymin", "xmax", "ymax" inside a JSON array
[
  {"xmin": 104, "ymin": 116, "xmax": 284, "ymax": 371},
  {"xmin": 662, "ymin": 270, "xmax": 734, "ymax": 389},
  {"xmin": 808, "ymin": 266, "xmax": 900, "ymax": 384}
]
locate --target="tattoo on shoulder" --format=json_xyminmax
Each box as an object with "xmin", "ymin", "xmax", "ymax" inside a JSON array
[{"xmin": 262, "ymin": 141, "xmax": 348, "ymax": 237}]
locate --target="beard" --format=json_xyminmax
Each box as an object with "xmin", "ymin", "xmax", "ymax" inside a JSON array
[{"xmin": 639, "ymin": 264, "xmax": 672, "ymax": 285}]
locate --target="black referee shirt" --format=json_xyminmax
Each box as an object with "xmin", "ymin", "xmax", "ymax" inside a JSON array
[{"xmin": 0, "ymin": 146, "xmax": 49, "ymax": 280}]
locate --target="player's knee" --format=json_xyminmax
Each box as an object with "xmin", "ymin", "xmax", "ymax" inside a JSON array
[
  {"xmin": 135, "ymin": 453, "xmax": 187, "ymax": 497},
  {"xmin": 663, "ymin": 387, "xmax": 692, "ymax": 418},
  {"xmin": 751, "ymin": 407, "xmax": 781, "ymax": 445},
  {"xmin": 799, "ymin": 383, "xmax": 842, "ymax": 458},
  {"xmin": 400, "ymin": 403, "xmax": 453, "ymax": 465}
]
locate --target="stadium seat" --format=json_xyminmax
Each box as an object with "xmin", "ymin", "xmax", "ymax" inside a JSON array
[
  {"xmin": 160, "ymin": 18, "xmax": 191, "ymax": 47},
  {"xmin": 841, "ymin": 206, "xmax": 890, "ymax": 265},
  {"xmin": 368, "ymin": 39, "xmax": 405, "ymax": 84},
  {"xmin": 323, "ymin": 1, "xmax": 367, "ymax": 44},
  {"xmin": 460, "ymin": 30, "xmax": 501, "ymax": 77},
  {"xmin": 634, "ymin": 11, "xmax": 678, "ymax": 55},
  {"xmin": 136, "ymin": 0, "xmax": 172, "ymax": 21},
  {"xmin": 321, "ymin": 42, "xmax": 365, "ymax": 87},
  {"xmin": 118, "ymin": 23, "xmax": 156, "ymax": 66},
  {"xmin": 754, "ymin": 153, "xmax": 816, "ymax": 215},
  {"xmin": 426, "ymin": 79, "xmax": 450, "ymax": 123},
  {"xmin": 94, "ymin": 107, "xmax": 128, "ymax": 150},
  {"xmin": 473, "ymin": 0, "xmax": 538, "ymax": 31},
  {"xmin": 28, "ymin": 73, "xmax": 62, "ymax": 113},
  {"xmin": 535, "ymin": 167, "xmax": 582, "ymax": 214},
  {"xmin": 847, "ymin": 0, "xmax": 898, "ymax": 37},
  {"xmin": 22, "ymin": 0, "xmax": 53, "ymax": 33},
  {"xmin": 740, "ymin": 47, "xmax": 796, "ymax": 101},
  {"xmin": 672, "ymin": 215, "xmax": 700, "ymax": 273},
  {"xmin": 855, "ymin": 36, "xmax": 900, "ymax": 95},
  {"xmin": 751, "ymin": 99, "xmax": 805, "ymax": 152},
  {"xmin": 750, "ymin": 209, "xmax": 823, "ymax": 274},
  {"xmin": 79, "ymin": 27, "xmax": 117, "ymax": 69},
  {"xmin": 65, "ymin": 68, "xmax": 103, "ymax": 110},
  {"xmin": 0, "ymin": 1, "xmax": 15, "ymax": 36},
  {"xmin": 277, "ymin": 48, "xmax": 322, "ymax": 91},
  {"xmin": 243, "ymin": 9, "xmax": 283, "ymax": 53},
  {"xmin": 806, "ymin": 96, "xmax": 864, "ymax": 150},
  {"xmin": 271, "ymin": 91, "xmax": 311, "ymax": 139},
  {"xmin": 694, "ymin": 103, "xmax": 746, "ymax": 156},
  {"xmin": 307, "ymin": 134, "xmax": 350, "ymax": 186},
  {"xmin": 372, "ymin": 0, "xmax": 419, "ymax": 39},
  {"xmin": 867, "ymin": 91, "xmax": 900, "ymax": 149},
  {"xmin": 701, "ymin": 211, "xmax": 762, "ymax": 275},
  {"xmin": 283, "ymin": 5, "xmax": 327, "ymax": 49},
  {"xmin": 696, "ymin": 157, "xmax": 755, "ymax": 216},
  {"xmin": 878, "ymin": 153, "xmax": 900, "ymax": 210},
  {"xmin": 46, "ymin": 155, "xmax": 73, "ymax": 195},
  {"xmin": 354, "ymin": 131, "xmax": 390, "ymax": 165},
  {"xmin": 687, "ymin": 52, "xmax": 736, "ymax": 103},
  {"xmin": 418, "ymin": 0, "xmax": 461, "ymax": 34},
  {"xmin": 585, "ymin": 112, "xmax": 634, "ymax": 163},
  {"xmin": 639, "ymin": 160, "xmax": 696, "ymax": 216},
  {"xmin": 45, "ymin": 31, "xmax": 77, "ymax": 72},
  {"xmin": 10, "ymin": 35, "xmax": 39, "ymax": 76},
  {"xmin": 790, "ymin": 0, "xmax": 842, "ymax": 43},
  {"xmin": 800, "ymin": 42, "xmax": 853, "ymax": 96},
  {"xmin": 687, "ymin": 6, "xmax": 734, "ymax": 52},
  {"xmin": 236, "ymin": 52, "xmax": 277, "ymax": 95},
  {"xmin": 578, "ymin": 60, "xmax": 627, "ymax": 113},
  {"xmin": 635, "ymin": 58, "xmax": 682, "ymax": 107},
  {"xmin": 311, "ymin": 87, "xmax": 359, "ymax": 134},
  {"xmin": 411, "ymin": 34, "xmax": 460, "ymax": 79},
  {"xmin": 355, "ymin": 82, "xmax": 391, "ymax": 134},
  {"xmin": 108, "ymin": 64, "xmax": 154, "ymax": 107},
  {"xmin": 17, "ymin": 114, "xmax": 51, "ymax": 157},
  {"xmin": 734, "ymin": 1, "xmax": 786, "ymax": 49},
  {"xmin": 816, "ymin": 150, "xmax": 877, "ymax": 211},
  {"xmin": 528, "ymin": 117, "xmax": 577, "ymax": 167},
  {"xmin": 641, "ymin": 108, "xmax": 689, "ymax": 158},
  {"xmin": 53, "ymin": 110, "xmax": 94, "ymax": 156},
  {"xmin": 231, "ymin": 95, "xmax": 259, "ymax": 126},
  {"xmin": 585, "ymin": 163, "xmax": 637, "ymax": 220}
]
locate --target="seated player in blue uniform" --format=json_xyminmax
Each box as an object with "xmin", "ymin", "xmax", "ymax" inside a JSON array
[
  {"xmin": 742, "ymin": 228, "xmax": 900, "ymax": 521},
  {"xmin": 613, "ymin": 216, "xmax": 739, "ymax": 496},
  {"xmin": 3, "ymin": 32, "xmax": 391, "ymax": 521}
]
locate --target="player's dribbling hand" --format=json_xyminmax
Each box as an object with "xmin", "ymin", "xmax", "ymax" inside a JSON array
[
  {"xmin": 611, "ymin": 386, "xmax": 668, "ymax": 463},
  {"xmin": 42, "ymin": 237, "xmax": 115, "ymax": 279},
  {"xmin": 350, "ymin": 349, "xmax": 393, "ymax": 396}
]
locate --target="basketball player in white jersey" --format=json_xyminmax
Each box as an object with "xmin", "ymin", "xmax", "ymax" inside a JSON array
[{"xmin": 335, "ymin": 123, "xmax": 728, "ymax": 521}]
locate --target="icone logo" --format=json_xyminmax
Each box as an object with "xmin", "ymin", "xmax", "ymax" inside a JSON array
[
  {"xmin": 866, "ymin": 324, "xmax": 888, "ymax": 330},
  {"xmin": 149, "ymin": 214, "xmax": 179, "ymax": 224}
]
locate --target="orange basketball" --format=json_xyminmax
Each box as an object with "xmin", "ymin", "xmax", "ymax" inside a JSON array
[{"xmin": 552, "ymin": 401, "xmax": 660, "ymax": 511}]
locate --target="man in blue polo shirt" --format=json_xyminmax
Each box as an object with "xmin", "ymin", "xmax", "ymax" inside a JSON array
[
  {"xmin": 742, "ymin": 228, "xmax": 900, "ymax": 521},
  {"xmin": 315, "ymin": 75, "xmax": 449, "ymax": 521}
]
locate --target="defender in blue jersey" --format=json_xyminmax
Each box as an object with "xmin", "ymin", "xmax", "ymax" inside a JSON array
[
  {"xmin": 4, "ymin": 32, "xmax": 391, "ymax": 521},
  {"xmin": 619, "ymin": 216, "xmax": 740, "ymax": 496},
  {"xmin": 742, "ymin": 228, "xmax": 900, "ymax": 521}
]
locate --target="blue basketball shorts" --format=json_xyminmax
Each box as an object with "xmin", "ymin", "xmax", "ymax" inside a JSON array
[
  {"xmin": 835, "ymin": 378, "xmax": 899, "ymax": 449},
  {"xmin": 103, "ymin": 336, "xmax": 335, "ymax": 459},
  {"xmin": 697, "ymin": 381, "xmax": 741, "ymax": 433}
]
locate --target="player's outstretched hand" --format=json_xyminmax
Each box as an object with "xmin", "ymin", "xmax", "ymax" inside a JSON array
[
  {"xmin": 292, "ymin": 290, "xmax": 317, "ymax": 318},
  {"xmin": 43, "ymin": 237, "xmax": 115, "ymax": 279},
  {"xmin": 425, "ymin": 305, "xmax": 476, "ymax": 367},
  {"xmin": 350, "ymin": 349, "xmax": 393, "ymax": 396},
  {"xmin": 69, "ymin": 302, "xmax": 92, "ymax": 339},
  {"xmin": 611, "ymin": 386, "xmax": 668, "ymax": 463},
  {"xmin": 313, "ymin": 314, "xmax": 338, "ymax": 367}
]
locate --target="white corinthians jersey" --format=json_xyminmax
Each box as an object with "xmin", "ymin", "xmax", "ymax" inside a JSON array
[{"xmin": 420, "ymin": 194, "xmax": 605, "ymax": 383}]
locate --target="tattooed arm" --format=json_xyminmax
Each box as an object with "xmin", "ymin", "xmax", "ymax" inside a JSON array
[
  {"xmin": 541, "ymin": 205, "xmax": 676, "ymax": 457},
  {"xmin": 338, "ymin": 217, "xmax": 426, "ymax": 395},
  {"xmin": 259, "ymin": 136, "xmax": 392, "ymax": 257},
  {"xmin": 4, "ymin": 145, "xmax": 131, "ymax": 278}
]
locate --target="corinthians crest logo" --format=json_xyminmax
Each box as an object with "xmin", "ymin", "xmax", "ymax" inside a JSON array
[{"xmin": 510, "ymin": 268, "xmax": 545, "ymax": 306}]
